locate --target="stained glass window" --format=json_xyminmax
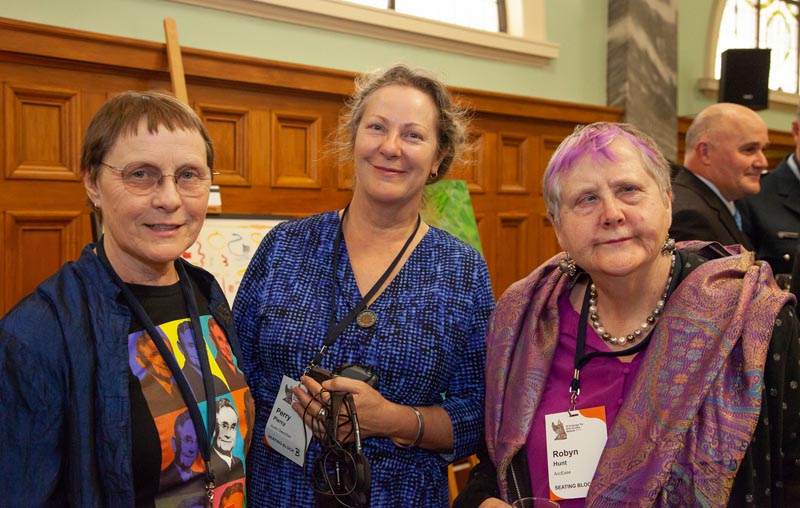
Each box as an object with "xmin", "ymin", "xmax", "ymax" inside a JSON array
[{"xmin": 715, "ymin": 0, "xmax": 799, "ymax": 93}]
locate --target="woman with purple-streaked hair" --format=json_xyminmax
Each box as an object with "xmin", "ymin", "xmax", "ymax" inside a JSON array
[{"xmin": 455, "ymin": 122, "xmax": 800, "ymax": 508}]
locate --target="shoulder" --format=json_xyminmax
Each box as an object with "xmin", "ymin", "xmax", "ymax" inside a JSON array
[{"xmin": 425, "ymin": 226, "xmax": 484, "ymax": 260}]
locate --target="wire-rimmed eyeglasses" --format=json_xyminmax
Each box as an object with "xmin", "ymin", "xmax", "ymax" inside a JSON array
[{"xmin": 100, "ymin": 162, "xmax": 218, "ymax": 197}]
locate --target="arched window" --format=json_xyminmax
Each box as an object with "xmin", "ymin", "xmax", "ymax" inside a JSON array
[
  {"xmin": 342, "ymin": 0, "xmax": 506, "ymax": 33},
  {"xmin": 714, "ymin": 0, "xmax": 799, "ymax": 94}
]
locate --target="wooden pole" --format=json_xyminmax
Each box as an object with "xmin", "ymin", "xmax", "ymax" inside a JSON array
[{"xmin": 163, "ymin": 17, "xmax": 189, "ymax": 104}]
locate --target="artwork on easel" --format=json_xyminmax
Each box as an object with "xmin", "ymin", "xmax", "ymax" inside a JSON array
[
  {"xmin": 182, "ymin": 214, "xmax": 291, "ymax": 305},
  {"xmin": 421, "ymin": 179, "xmax": 483, "ymax": 254}
]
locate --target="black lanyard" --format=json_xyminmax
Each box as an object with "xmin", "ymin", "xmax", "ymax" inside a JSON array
[
  {"xmin": 569, "ymin": 257, "xmax": 682, "ymax": 414},
  {"xmin": 306, "ymin": 204, "xmax": 421, "ymax": 371},
  {"xmin": 96, "ymin": 238, "xmax": 217, "ymax": 502}
]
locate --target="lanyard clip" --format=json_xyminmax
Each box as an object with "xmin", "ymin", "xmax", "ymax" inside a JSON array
[
  {"xmin": 568, "ymin": 369, "xmax": 580, "ymax": 416},
  {"xmin": 304, "ymin": 345, "xmax": 328, "ymax": 376},
  {"xmin": 204, "ymin": 465, "xmax": 216, "ymax": 505}
]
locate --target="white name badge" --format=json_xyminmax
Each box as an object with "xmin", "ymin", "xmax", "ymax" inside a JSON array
[
  {"xmin": 544, "ymin": 406, "xmax": 607, "ymax": 501},
  {"xmin": 264, "ymin": 375, "xmax": 312, "ymax": 467}
]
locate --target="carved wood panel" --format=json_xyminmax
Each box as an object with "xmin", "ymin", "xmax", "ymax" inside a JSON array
[
  {"xmin": 3, "ymin": 211, "xmax": 85, "ymax": 314},
  {"xmin": 497, "ymin": 133, "xmax": 531, "ymax": 194},
  {"xmin": 197, "ymin": 103, "xmax": 249, "ymax": 186},
  {"xmin": 4, "ymin": 83, "xmax": 80, "ymax": 181},
  {"xmin": 271, "ymin": 111, "xmax": 321, "ymax": 189}
]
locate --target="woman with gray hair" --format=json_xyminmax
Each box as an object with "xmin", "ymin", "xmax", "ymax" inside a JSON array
[
  {"xmin": 0, "ymin": 90, "xmax": 252, "ymax": 506},
  {"xmin": 455, "ymin": 122, "xmax": 799, "ymax": 508}
]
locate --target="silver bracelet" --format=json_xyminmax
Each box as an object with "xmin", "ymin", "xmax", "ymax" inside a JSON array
[{"xmin": 396, "ymin": 406, "xmax": 425, "ymax": 448}]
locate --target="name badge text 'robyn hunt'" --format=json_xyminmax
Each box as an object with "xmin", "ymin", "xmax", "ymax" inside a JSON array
[{"xmin": 544, "ymin": 406, "xmax": 607, "ymax": 501}]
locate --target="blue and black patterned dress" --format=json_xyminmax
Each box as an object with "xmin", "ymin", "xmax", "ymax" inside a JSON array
[{"xmin": 234, "ymin": 211, "xmax": 494, "ymax": 507}]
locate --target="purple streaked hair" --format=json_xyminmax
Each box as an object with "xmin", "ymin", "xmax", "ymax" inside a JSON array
[{"xmin": 543, "ymin": 122, "xmax": 671, "ymax": 225}]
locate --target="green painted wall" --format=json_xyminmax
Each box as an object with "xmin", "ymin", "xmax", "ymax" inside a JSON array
[
  {"xmin": 1, "ymin": 0, "xmax": 794, "ymax": 130},
  {"xmin": 0, "ymin": 0, "xmax": 607, "ymax": 106}
]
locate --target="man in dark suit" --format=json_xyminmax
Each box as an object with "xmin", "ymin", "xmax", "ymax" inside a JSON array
[
  {"xmin": 737, "ymin": 113, "xmax": 800, "ymax": 275},
  {"xmin": 671, "ymin": 102, "xmax": 769, "ymax": 249}
]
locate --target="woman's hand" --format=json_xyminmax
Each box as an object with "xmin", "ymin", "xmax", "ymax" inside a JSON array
[
  {"xmin": 290, "ymin": 374, "xmax": 394, "ymax": 443},
  {"xmin": 291, "ymin": 375, "xmax": 331, "ymax": 439},
  {"xmin": 479, "ymin": 498, "xmax": 512, "ymax": 508}
]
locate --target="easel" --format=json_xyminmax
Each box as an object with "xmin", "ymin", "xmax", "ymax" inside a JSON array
[
  {"xmin": 163, "ymin": 17, "xmax": 189, "ymax": 105},
  {"xmin": 162, "ymin": 18, "xmax": 222, "ymax": 212}
]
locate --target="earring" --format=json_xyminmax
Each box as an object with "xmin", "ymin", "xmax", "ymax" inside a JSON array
[
  {"xmin": 429, "ymin": 171, "xmax": 438, "ymax": 180},
  {"xmin": 661, "ymin": 235, "xmax": 676, "ymax": 255},
  {"xmin": 558, "ymin": 252, "xmax": 577, "ymax": 278}
]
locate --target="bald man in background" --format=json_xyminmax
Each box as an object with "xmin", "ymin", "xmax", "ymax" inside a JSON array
[{"xmin": 670, "ymin": 102, "xmax": 768, "ymax": 249}]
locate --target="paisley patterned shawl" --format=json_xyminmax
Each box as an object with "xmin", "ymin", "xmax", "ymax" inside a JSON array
[{"xmin": 485, "ymin": 242, "xmax": 792, "ymax": 507}]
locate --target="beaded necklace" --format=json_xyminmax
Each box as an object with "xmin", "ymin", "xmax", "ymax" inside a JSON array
[{"xmin": 588, "ymin": 253, "xmax": 676, "ymax": 346}]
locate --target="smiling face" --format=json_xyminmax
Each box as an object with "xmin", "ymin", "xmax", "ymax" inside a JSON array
[
  {"xmin": 136, "ymin": 333, "xmax": 173, "ymax": 383},
  {"xmin": 703, "ymin": 110, "xmax": 769, "ymax": 201},
  {"xmin": 553, "ymin": 139, "xmax": 672, "ymax": 281},
  {"xmin": 215, "ymin": 405, "xmax": 238, "ymax": 454},
  {"xmin": 352, "ymin": 84, "xmax": 444, "ymax": 208},
  {"xmin": 83, "ymin": 118, "xmax": 210, "ymax": 284}
]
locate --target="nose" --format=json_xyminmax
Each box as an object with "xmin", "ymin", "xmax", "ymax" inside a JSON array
[
  {"xmin": 754, "ymin": 149, "xmax": 768, "ymax": 169},
  {"xmin": 379, "ymin": 132, "xmax": 401, "ymax": 159},
  {"xmin": 601, "ymin": 198, "xmax": 625, "ymax": 226},
  {"xmin": 152, "ymin": 175, "xmax": 182, "ymax": 209}
]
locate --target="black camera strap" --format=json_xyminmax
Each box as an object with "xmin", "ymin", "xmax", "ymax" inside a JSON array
[
  {"xmin": 306, "ymin": 204, "xmax": 420, "ymax": 372},
  {"xmin": 96, "ymin": 238, "xmax": 217, "ymax": 503}
]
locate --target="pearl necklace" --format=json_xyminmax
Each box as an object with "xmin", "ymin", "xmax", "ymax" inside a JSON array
[{"xmin": 589, "ymin": 254, "xmax": 676, "ymax": 346}]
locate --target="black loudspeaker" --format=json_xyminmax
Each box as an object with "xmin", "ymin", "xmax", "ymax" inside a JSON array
[{"xmin": 718, "ymin": 48, "xmax": 771, "ymax": 110}]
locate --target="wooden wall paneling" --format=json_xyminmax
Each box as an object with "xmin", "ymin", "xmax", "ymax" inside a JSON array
[
  {"xmin": 270, "ymin": 111, "xmax": 322, "ymax": 188},
  {"xmin": 448, "ymin": 131, "xmax": 489, "ymax": 193},
  {"xmin": 4, "ymin": 82, "xmax": 80, "ymax": 181},
  {"xmin": 3, "ymin": 210, "xmax": 84, "ymax": 314},
  {"xmin": 535, "ymin": 212, "xmax": 561, "ymax": 265},
  {"xmin": 196, "ymin": 103, "xmax": 250, "ymax": 186},
  {"xmin": 538, "ymin": 135, "xmax": 564, "ymax": 196},
  {"xmin": 497, "ymin": 133, "xmax": 530, "ymax": 194},
  {"xmin": 494, "ymin": 212, "xmax": 530, "ymax": 297},
  {"xmin": 0, "ymin": 16, "xmax": 630, "ymax": 307}
]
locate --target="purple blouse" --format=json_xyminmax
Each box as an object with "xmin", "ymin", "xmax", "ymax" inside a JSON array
[{"xmin": 525, "ymin": 290, "xmax": 646, "ymax": 508}]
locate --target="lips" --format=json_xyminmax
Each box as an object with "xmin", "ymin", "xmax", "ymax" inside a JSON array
[{"xmin": 147, "ymin": 224, "xmax": 180, "ymax": 231}]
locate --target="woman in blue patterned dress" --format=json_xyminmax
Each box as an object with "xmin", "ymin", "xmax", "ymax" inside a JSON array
[{"xmin": 234, "ymin": 64, "xmax": 495, "ymax": 507}]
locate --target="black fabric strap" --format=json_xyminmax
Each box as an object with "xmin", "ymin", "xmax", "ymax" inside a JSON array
[
  {"xmin": 571, "ymin": 252, "xmax": 684, "ymax": 399},
  {"xmin": 95, "ymin": 238, "xmax": 217, "ymax": 492},
  {"xmin": 308, "ymin": 204, "xmax": 421, "ymax": 370}
]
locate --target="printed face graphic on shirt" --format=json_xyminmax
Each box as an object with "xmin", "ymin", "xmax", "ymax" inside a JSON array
[
  {"xmin": 136, "ymin": 332, "xmax": 172, "ymax": 383},
  {"xmin": 177, "ymin": 320, "xmax": 200, "ymax": 369},
  {"xmin": 173, "ymin": 416, "xmax": 199, "ymax": 470},
  {"xmin": 208, "ymin": 318, "xmax": 233, "ymax": 365},
  {"xmin": 215, "ymin": 404, "xmax": 239, "ymax": 454}
]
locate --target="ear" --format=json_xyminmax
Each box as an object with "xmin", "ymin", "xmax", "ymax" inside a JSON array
[
  {"xmin": 696, "ymin": 141, "xmax": 712, "ymax": 164},
  {"xmin": 432, "ymin": 149, "xmax": 448, "ymax": 177},
  {"xmin": 83, "ymin": 170, "xmax": 100, "ymax": 208},
  {"xmin": 171, "ymin": 436, "xmax": 178, "ymax": 454},
  {"xmin": 665, "ymin": 189, "xmax": 673, "ymax": 228},
  {"xmin": 550, "ymin": 213, "xmax": 568, "ymax": 252}
]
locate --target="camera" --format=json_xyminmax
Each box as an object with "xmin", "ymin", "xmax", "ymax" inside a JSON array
[{"xmin": 308, "ymin": 363, "xmax": 378, "ymax": 389}]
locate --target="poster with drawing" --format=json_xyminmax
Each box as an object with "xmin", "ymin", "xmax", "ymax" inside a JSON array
[{"xmin": 182, "ymin": 215, "xmax": 291, "ymax": 305}]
